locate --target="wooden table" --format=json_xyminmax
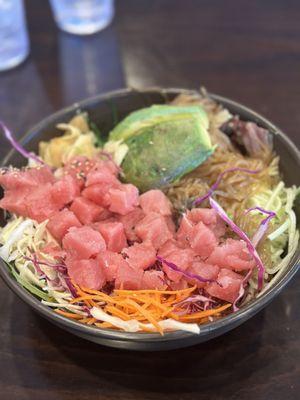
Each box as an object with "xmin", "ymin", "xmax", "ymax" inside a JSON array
[{"xmin": 0, "ymin": 1, "xmax": 299, "ymax": 399}]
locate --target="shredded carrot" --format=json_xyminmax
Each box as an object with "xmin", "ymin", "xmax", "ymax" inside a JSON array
[
  {"xmin": 114, "ymin": 285, "xmax": 196, "ymax": 296},
  {"xmin": 105, "ymin": 305, "xmax": 132, "ymax": 320},
  {"xmin": 56, "ymin": 284, "xmax": 232, "ymax": 334},
  {"xmin": 124, "ymin": 299, "xmax": 163, "ymax": 334},
  {"xmin": 55, "ymin": 309, "xmax": 84, "ymax": 319},
  {"xmin": 178, "ymin": 304, "xmax": 231, "ymax": 321}
]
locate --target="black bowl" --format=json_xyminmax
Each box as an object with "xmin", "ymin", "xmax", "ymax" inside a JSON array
[{"xmin": 1, "ymin": 88, "xmax": 299, "ymax": 351}]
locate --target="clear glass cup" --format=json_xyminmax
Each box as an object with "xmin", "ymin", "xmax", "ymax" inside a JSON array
[
  {"xmin": 0, "ymin": 0, "xmax": 29, "ymax": 72},
  {"xmin": 49, "ymin": 0, "xmax": 114, "ymax": 35}
]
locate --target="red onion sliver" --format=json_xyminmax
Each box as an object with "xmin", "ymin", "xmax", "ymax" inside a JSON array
[
  {"xmin": 0, "ymin": 121, "xmax": 44, "ymax": 165},
  {"xmin": 245, "ymin": 206, "xmax": 276, "ymax": 247},
  {"xmin": 209, "ymin": 197, "xmax": 265, "ymax": 290},
  {"xmin": 233, "ymin": 268, "xmax": 253, "ymax": 311},
  {"xmin": 193, "ymin": 167, "xmax": 261, "ymax": 206},
  {"xmin": 157, "ymin": 256, "xmax": 217, "ymax": 284}
]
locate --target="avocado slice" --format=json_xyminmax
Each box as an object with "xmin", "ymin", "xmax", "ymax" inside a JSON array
[
  {"xmin": 109, "ymin": 105, "xmax": 209, "ymax": 142},
  {"xmin": 108, "ymin": 104, "xmax": 214, "ymax": 192}
]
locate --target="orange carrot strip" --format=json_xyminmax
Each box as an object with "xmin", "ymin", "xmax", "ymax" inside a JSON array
[
  {"xmin": 55, "ymin": 309, "xmax": 84, "ymax": 319},
  {"xmin": 124, "ymin": 299, "xmax": 163, "ymax": 334},
  {"xmin": 105, "ymin": 305, "xmax": 132, "ymax": 321},
  {"xmin": 95, "ymin": 322, "xmax": 114, "ymax": 329},
  {"xmin": 178, "ymin": 304, "xmax": 231, "ymax": 321},
  {"xmin": 86, "ymin": 317, "xmax": 97, "ymax": 325},
  {"xmin": 114, "ymin": 285, "xmax": 196, "ymax": 296}
]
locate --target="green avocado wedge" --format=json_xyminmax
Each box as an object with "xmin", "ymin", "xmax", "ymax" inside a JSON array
[{"xmin": 108, "ymin": 104, "xmax": 214, "ymax": 192}]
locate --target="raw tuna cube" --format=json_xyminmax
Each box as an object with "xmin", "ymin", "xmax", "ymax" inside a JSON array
[
  {"xmin": 177, "ymin": 215, "xmax": 194, "ymax": 245},
  {"xmin": 206, "ymin": 268, "xmax": 243, "ymax": 303},
  {"xmin": 26, "ymin": 183, "xmax": 60, "ymax": 222},
  {"xmin": 115, "ymin": 262, "xmax": 144, "ymax": 290},
  {"xmin": 97, "ymin": 251, "xmax": 128, "ymax": 281},
  {"xmin": 109, "ymin": 184, "xmax": 139, "ymax": 215},
  {"xmin": 47, "ymin": 209, "xmax": 82, "ymax": 241},
  {"xmin": 63, "ymin": 156, "xmax": 96, "ymax": 189},
  {"xmin": 82, "ymin": 183, "xmax": 112, "ymax": 207},
  {"xmin": 135, "ymin": 212, "xmax": 174, "ymax": 249},
  {"xmin": 41, "ymin": 243, "xmax": 66, "ymax": 260},
  {"xmin": 139, "ymin": 190, "xmax": 172, "ymax": 216},
  {"xmin": 118, "ymin": 208, "xmax": 145, "ymax": 241},
  {"xmin": 93, "ymin": 159, "xmax": 119, "ymax": 176},
  {"xmin": 159, "ymin": 247, "xmax": 194, "ymax": 282},
  {"xmin": 207, "ymin": 239, "xmax": 255, "ymax": 271},
  {"xmin": 169, "ymin": 280, "xmax": 189, "ymax": 291},
  {"xmin": 188, "ymin": 208, "xmax": 218, "ymax": 225},
  {"xmin": 66, "ymin": 258, "xmax": 106, "ymax": 290},
  {"xmin": 95, "ymin": 209, "xmax": 115, "ymax": 221},
  {"xmin": 165, "ymin": 216, "xmax": 176, "ymax": 234},
  {"xmin": 0, "ymin": 187, "xmax": 29, "ymax": 215},
  {"xmin": 93, "ymin": 221, "xmax": 127, "ymax": 252},
  {"xmin": 122, "ymin": 242, "xmax": 156, "ymax": 270},
  {"xmin": 0, "ymin": 166, "xmax": 54, "ymax": 189},
  {"xmin": 70, "ymin": 196, "xmax": 104, "ymax": 224},
  {"xmin": 187, "ymin": 208, "xmax": 226, "ymax": 238},
  {"xmin": 141, "ymin": 270, "xmax": 165, "ymax": 289},
  {"xmin": 158, "ymin": 239, "xmax": 180, "ymax": 257},
  {"xmin": 51, "ymin": 175, "xmax": 80, "ymax": 209},
  {"xmin": 189, "ymin": 222, "xmax": 217, "ymax": 257},
  {"xmin": 188, "ymin": 262, "xmax": 220, "ymax": 288},
  {"xmin": 63, "ymin": 226, "xmax": 106, "ymax": 259},
  {"xmin": 86, "ymin": 167, "xmax": 119, "ymax": 187}
]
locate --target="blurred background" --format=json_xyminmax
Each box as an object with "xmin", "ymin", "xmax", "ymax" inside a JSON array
[{"xmin": 1, "ymin": 0, "xmax": 300, "ymax": 154}]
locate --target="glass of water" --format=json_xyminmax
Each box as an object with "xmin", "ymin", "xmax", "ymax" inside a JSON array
[
  {"xmin": 0, "ymin": 0, "xmax": 29, "ymax": 72},
  {"xmin": 49, "ymin": 0, "xmax": 114, "ymax": 35}
]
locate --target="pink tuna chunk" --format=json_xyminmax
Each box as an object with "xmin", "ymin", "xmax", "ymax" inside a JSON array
[
  {"xmin": 169, "ymin": 280, "xmax": 189, "ymax": 291},
  {"xmin": 141, "ymin": 270, "xmax": 165, "ymax": 289},
  {"xmin": 0, "ymin": 166, "xmax": 54, "ymax": 189},
  {"xmin": 66, "ymin": 257, "xmax": 106, "ymax": 290},
  {"xmin": 207, "ymin": 238, "xmax": 255, "ymax": 271},
  {"xmin": 188, "ymin": 262, "xmax": 220, "ymax": 288},
  {"xmin": 63, "ymin": 226, "xmax": 106, "ymax": 259},
  {"xmin": 25, "ymin": 183, "xmax": 60, "ymax": 222},
  {"xmin": 158, "ymin": 239, "xmax": 180, "ymax": 257},
  {"xmin": 41, "ymin": 243, "xmax": 66, "ymax": 260},
  {"xmin": 93, "ymin": 221, "xmax": 127, "ymax": 252},
  {"xmin": 70, "ymin": 196, "xmax": 104, "ymax": 224},
  {"xmin": 135, "ymin": 212, "xmax": 174, "ymax": 249},
  {"xmin": 187, "ymin": 208, "xmax": 226, "ymax": 238},
  {"xmin": 86, "ymin": 167, "xmax": 119, "ymax": 187},
  {"xmin": 139, "ymin": 190, "xmax": 172, "ymax": 216},
  {"xmin": 0, "ymin": 187, "xmax": 29, "ymax": 216},
  {"xmin": 177, "ymin": 215, "xmax": 194, "ymax": 245},
  {"xmin": 47, "ymin": 209, "xmax": 82, "ymax": 241},
  {"xmin": 122, "ymin": 242, "xmax": 156, "ymax": 270},
  {"xmin": 63, "ymin": 156, "xmax": 96, "ymax": 189},
  {"xmin": 82, "ymin": 183, "xmax": 112, "ymax": 207},
  {"xmin": 189, "ymin": 222, "xmax": 217, "ymax": 257},
  {"xmin": 206, "ymin": 268, "xmax": 243, "ymax": 303},
  {"xmin": 109, "ymin": 184, "xmax": 139, "ymax": 215},
  {"xmin": 97, "ymin": 251, "xmax": 128, "ymax": 281},
  {"xmin": 115, "ymin": 262, "xmax": 144, "ymax": 290},
  {"xmin": 159, "ymin": 246, "xmax": 194, "ymax": 282},
  {"xmin": 118, "ymin": 208, "xmax": 145, "ymax": 241},
  {"xmin": 92, "ymin": 159, "xmax": 119, "ymax": 176},
  {"xmin": 51, "ymin": 175, "xmax": 80, "ymax": 209}
]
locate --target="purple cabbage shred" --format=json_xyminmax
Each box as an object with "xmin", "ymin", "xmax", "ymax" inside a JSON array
[{"xmin": 193, "ymin": 167, "xmax": 261, "ymax": 206}]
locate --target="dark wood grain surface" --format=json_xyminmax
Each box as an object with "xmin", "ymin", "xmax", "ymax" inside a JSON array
[{"xmin": 0, "ymin": 1, "xmax": 299, "ymax": 399}]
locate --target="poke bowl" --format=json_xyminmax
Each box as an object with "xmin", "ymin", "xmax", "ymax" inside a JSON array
[{"xmin": 0, "ymin": 87, "xmax": 299, "ymax": 351}]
